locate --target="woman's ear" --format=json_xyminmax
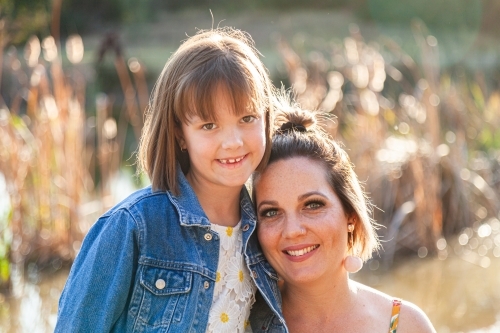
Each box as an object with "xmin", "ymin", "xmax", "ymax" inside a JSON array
[{"xmin": 348, "ymin": 214, "xmax": 358, "ymax": 226}]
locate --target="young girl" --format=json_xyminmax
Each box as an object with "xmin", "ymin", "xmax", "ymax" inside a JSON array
[{"xmin": 55, "ymin": 28, "xmax": 285, "ymax": 333}]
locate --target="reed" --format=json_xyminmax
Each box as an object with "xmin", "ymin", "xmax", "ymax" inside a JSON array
[
  {"xmin": 0, "ymin": 35, "xmax": 87, "ymax": 292},
  {"xmin": 0, "ymin": 26, "xmax": 148, "ymax": 293},
  {"xmin": 278, "ymin": 22, "xmax": 499, "ymax": 265}
]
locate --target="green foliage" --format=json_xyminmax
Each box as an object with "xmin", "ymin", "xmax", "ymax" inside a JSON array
[
  {"xmin": 0, "ymin": 259, "xmax": 8, "ymax": 284},
  {"xmin": 368, "ymin": 0, "xmax": 482, "ymax": 30},
  {"xmin": 0, "ymin": 0, "xmax": 51, "ymax": 44}
]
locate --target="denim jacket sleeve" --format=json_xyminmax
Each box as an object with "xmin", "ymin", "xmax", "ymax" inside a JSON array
[{"xmin": 55, "ymin": 208, "xmax": 140, "ymax": 332}]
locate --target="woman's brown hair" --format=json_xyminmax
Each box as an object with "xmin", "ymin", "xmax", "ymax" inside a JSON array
[
  {"xmin": 254, "ymin": 94, "xmax": 380, "ymax": 260},
  {"xmin": 138, "ymin": 28, "xmax": 274, "ymax": 194}
]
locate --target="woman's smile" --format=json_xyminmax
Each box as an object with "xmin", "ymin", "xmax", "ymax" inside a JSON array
[
  {"xmin": 283, "ymin": 244, "xmax": 320, "ymax": 262},
  {"xmin": 255, "ymin": 156, "xmax": 350, "ymax": 284}
]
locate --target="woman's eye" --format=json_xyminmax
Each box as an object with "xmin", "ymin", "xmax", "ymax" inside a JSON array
[
  {"xmin": 305, "ymin": 201, "xmax": 324, "ymax": 209},
  {"xmin": 241, "ymin": 115, "xmax": 256, "ymax": 123},
  {"xmin": 202, "ymin": 123, "xmax": 216, "ymax": 130},
  {"xmin": 260, "ymin": 209, "xmax": 278, "ymax": 218}
]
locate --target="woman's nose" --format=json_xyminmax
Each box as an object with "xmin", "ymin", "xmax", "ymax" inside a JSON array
[{"xmin": 281, "ymin": 215, "xmax": 306, "ymax": 239}]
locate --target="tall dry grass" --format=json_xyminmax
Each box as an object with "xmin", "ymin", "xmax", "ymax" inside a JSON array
[
  {"xmin": 0, "ymin": 35, "xmax": 87, "ymax": 291},
  {"xmin": 278, "ymin": 21, "xmax": 499, "ymax": 265},
  {"xmin": 0, "ymin": 27, "xmax": 148, "ymax": 291}
]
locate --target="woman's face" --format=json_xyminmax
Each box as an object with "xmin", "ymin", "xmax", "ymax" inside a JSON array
[{"xmin": 255, "ymin": 156, "xmax": 350, "ymax": 285}]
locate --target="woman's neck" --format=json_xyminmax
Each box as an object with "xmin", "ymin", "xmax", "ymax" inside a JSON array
[
  {"xmin": 186, "ymin": 173, "xmax": 242, "ymax": 227},
  {"xmin": 282, "ymin": 274, "xmax": 358, "ymax": 330}
]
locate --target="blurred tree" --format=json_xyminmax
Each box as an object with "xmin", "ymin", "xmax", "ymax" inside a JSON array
[
  {"xmin": 2, "ymin": 0, "xmax": 499, "ymax": 45},
  {"xmin": 0, "ymin": 0, "xmax": 158, "ymax": 45},
  {"xmin": 0, "ymin": 0, "xmax": 51, "ymax": 45},
  {"xmin": 59, "ymin": 0, "xmax": 123, "ymax": 36}
]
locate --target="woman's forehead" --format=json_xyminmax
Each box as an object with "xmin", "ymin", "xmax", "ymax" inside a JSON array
[{"xmin": 256, "ymin": 157, "xmax": 330, "ymax": 196}]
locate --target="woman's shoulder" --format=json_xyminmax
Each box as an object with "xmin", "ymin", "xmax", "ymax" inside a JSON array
[
  {"xmin": 396, "ymin": 299, "xmax": 436, "ymax": 333},
  {"xmin": 352, "ymin": 281, "xmax": 436, "ymax": 333}
]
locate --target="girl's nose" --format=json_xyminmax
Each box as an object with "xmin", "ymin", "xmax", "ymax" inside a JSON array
[
  {"xmin": 281, "ymin": 215, "xmax": 306, "ymax": 239},
  {"xmin": 221, "ymin": 127, "xmax": 243, "ymax": 150}
]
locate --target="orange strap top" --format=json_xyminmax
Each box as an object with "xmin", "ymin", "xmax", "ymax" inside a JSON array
[{"xmin": 389, "ymin": 299, "xmax": 402, "ymax": 333}]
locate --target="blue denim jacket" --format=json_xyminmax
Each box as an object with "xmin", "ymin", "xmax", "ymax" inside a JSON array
[{"xmin": 55, "ymin": 169, "xmax": 288, "ymax": 332}]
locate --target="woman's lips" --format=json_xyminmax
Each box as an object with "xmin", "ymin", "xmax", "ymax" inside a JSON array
[{"xmin": 282, "ymin": 244, "xmax": 320, "ymax": 262}]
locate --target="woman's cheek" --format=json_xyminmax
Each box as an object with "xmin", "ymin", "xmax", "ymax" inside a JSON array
[{"xmin": 257, "ymin": 222, "xmax": 278, "ymax": 247}]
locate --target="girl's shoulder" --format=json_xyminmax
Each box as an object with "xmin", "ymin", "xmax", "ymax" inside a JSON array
[
  {"xmin": 101, "ymin": 186, "xmax": 170, "ymax": 218},
  {"xmin": 351, "ymin": 281, "xmax": 436, "ymax": 333}
]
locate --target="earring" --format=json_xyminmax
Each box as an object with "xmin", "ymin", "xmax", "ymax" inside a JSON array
[
  {"xmin": 343, "ymin": 223, "xmax": 363, "ymax": 273},
  {"xmin": 180, "ymin": 147, "xmax": 187, "ymax": 152}
]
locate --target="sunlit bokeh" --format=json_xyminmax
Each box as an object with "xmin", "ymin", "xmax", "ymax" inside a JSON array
[{"xmin": 1, "ymin": 1, "xmax": 500, "ymax": 332}]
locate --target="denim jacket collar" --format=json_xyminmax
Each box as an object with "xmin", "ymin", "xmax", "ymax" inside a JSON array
[{"xmin": 166, "ymin": 165, "xmax": 258, "ymax": 231}]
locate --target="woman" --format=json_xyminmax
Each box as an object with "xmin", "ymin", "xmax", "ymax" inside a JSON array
[{"xmin": 250, "ymin": 98, "xmax": 436, "ymax": 333}]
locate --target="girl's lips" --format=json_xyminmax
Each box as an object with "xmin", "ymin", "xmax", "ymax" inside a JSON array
[
  {"xmin": 216, "ymin": 154, "xmax": 247, "ymax": 168},
  {"xmin": 218, "ymin": 155, "xmax": 245, "ymax": 164}
]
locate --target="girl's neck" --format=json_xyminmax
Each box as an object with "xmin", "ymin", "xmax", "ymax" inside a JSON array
[
  {"xmin": 186, "ymin": 172, "xmax": 242, "ymax": 227},
  {"xmin": 282, "ymin": 274, "xmax": 357, "ymax": 327}
]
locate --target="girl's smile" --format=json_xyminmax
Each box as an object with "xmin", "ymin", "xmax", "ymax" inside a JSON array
[
  {"xmin": 217, "ymin": 154, "xmax": 247, "ymax": 166},
  {"xmin": 178, "ymin": 86, "xmax": 266, "ymax": 192}
]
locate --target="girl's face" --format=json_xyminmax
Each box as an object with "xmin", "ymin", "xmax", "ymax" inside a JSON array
[
  {"xmin": 255, "ymin": 157, "xmax": 350, "ymax": 286},
  {"xmin": 178, "ymin": 88, "xmax": 266, "ymax": 192}
]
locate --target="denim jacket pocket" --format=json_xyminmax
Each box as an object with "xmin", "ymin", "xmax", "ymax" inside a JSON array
[{"xmin": 135, "ymin": 265, "xmax": 192, "ymax": 328}]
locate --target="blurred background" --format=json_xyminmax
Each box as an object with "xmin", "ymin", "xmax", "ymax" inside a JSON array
[{"xmin": 0, "ymin": 0, "xmax": 499, "ymax": 332}]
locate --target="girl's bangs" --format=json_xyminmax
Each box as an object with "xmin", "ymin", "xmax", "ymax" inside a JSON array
[{"xmin": 175, "ymin": 59, "xmax": 264, "ymax": 123}]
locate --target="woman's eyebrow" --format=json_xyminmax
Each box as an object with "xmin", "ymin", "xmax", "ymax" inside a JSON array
[
  {"xmin": 257, "ymin": 200, "xmax": 279, "ymax": 210},
  {"xmin": 257, "ymin": 192, "xmax": 328, "ymax": 210},
  {"xmin": 298, "ymin": 191, "xmax": 328, "ymax": 201}
]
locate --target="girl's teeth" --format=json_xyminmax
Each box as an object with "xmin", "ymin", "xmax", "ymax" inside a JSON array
[
  {"xmin": 286, "ymin": 245, "xmax": 318, "ymax": 257},
  {"xmin": 219, "ymin": 157, "xmax": 244, "ymax": 164}
]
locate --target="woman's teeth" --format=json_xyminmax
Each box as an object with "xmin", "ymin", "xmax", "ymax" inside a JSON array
[
  {"xmin": 219, "ymin": 156, "xmax": 244, "ymax": 164},
  {"xmin": 286, "ymin": 245, "xmax": 318, "ymax": 257}
]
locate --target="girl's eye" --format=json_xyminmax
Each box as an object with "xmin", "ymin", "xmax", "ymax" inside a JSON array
[
  {"xmin": 241, "ymin": 115, "xmax": 256, "ymax": 123},
  {"xmin": 202, "ymin": 123, "xmax": 216, "ymax": 130}
]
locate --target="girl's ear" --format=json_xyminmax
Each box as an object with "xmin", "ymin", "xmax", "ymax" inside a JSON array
[{"xmin": 174, "ymin": 127, "xmax": 187, "ymax": 151}]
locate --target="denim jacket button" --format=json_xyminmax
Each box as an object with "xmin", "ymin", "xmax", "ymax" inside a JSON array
[
  {"xmin": 204, "ymin": 233, "xmax": 213, "ymax": 241},
  {"xmin": 251, "ymin": 270, "xmax": 258, "ymax": 278},
  {"xmin": 155, "ymin": 279, "xmax": 166, "ymax": 290},
  {"xmin": 242, "ymin": 224, "xmax": 249, "ymax": 231},
  {"xmin": 203, "ymin": 281, "xmax": 210, "ymax": 289}
]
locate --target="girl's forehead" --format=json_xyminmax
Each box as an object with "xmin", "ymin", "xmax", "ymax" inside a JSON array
[{"xmin": 180, "ymin": 83, "xmax": 262, "ymax": 123}]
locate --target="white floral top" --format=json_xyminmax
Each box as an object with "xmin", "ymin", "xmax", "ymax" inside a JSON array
[{"xmin": 206, "ymin": 222, "xmax": 256, "ymax": 333}]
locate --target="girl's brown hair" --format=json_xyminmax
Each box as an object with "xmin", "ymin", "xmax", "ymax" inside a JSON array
[{"xmin": 138, "ymin": 28, "xmax": 274, "ymax": 194}]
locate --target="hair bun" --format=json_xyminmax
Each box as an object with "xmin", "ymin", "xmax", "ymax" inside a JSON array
[{"xmin": 279, "ymin": 121, "xmax": 307, "ymax": 134}]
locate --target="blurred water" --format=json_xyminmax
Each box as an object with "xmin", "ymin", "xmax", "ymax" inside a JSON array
[
  {"xmin": 0, "ymin": 170, "xmax": 498, "ymax": 332},
  {"xmin": 354, "ymin": 255, "xmax": 500, "ymax": 333},
  {"xmin": 0, "ymin": 253, "xmax": 498, "ymax": 332}
]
